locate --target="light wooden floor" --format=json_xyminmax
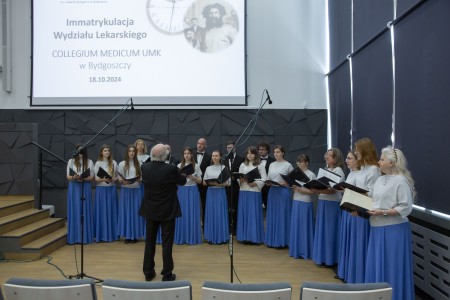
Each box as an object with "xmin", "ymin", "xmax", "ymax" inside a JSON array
[{"xmin": 0, "ymin": 239, "xmax": 341, "ymax": 299}]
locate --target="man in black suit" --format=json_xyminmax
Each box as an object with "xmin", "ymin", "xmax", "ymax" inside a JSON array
[
  {"xmin": 258, "ymin": 142, "xmax": 275, "ymax": 208},
  {"xmin": 140, "ymin": 144, "xmax": 187, "ymax": 282},
  {"xmin": 194, "ymin": 138, "xmax": 211, "ymax": 226},
  {"xmin": 225, "ymin": 140, "xmax": 245, "ymax": 234},
  {"xmin": 165, "ymin": 144, "xmax": 180, "ymax": 166}
]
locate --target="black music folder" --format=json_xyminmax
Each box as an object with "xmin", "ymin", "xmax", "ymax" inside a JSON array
[
  {"xmin": 340, "ymin": 188, "xmax": 373, "ymax": 219},
  {"xmin": 117, "ymin": 171, "xmax": 140, "ymax": 184},
  {"xmin": 280, "ymin": 167, "xmax": 310, "ymax": 187},
  {"xmin": 333, "ymin": 182, "xmax": 369, "ymax": 194},
  {"xmin": 233, "ymin": 167, "xmax": 261, "ymax": 183},
  {"xmin": 69, "ymin": 167, "xmax": 91, "ymax": 179},
  {"xmin": 204, "ymin": 167, "xmax": 231, "ymax": 184},
  {"xmin": 96, "ymin": 167, "xmax": 113, "ymax": 183},
  {"xmin": 179, "ymin": 163, "xmax": 195, "ymax": 176}
]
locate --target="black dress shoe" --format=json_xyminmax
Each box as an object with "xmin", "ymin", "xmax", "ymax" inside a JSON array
[
  {"xmin": 162, "ymin": 273, "xmax": 176, "ymax": 281},
  {"xmin": 130, "ymin": 239, "xmax": 137, "ymax": 244},
  {"xmin": 124, "ymin": 239, "xmax": 131, "ymax": 244},
  {"xmin": 145, "ymin": 272, "xmax": 156, "ymax": 281}
]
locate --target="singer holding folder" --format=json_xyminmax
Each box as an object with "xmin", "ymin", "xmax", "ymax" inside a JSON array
[
  {"xmin": 365, "ymin": 146, "xmax": 415, "ymax": 300},
  {"xmin": 336, "ymin": 150, "xmax": 360, "ymax": 280},
  {"xmin": 174, "ymin": 147, "xmax": 203, "ymax": 245},
  {"xmin": 117, "ymin": 145, "xmax": 144, "ymax": 244},
  {"xmin": 66, "ymin": 144, "xmax": 95, "ymax": 244},
  {"xmin": 236, "ymin": 146, "xmax": 267, "ymax": 244},
  {"xmin": 203, "ymin": 150, "xmax": 230, "ymax": 245},
  {"xmin": 311, "ymin": 148, "xmax": 345, "ymax": 266},
  {"xmin": 93, "ymin": 144, "xmax": 119, "ymax": 242},
  {"xmin": 289, "ymin": 154, "xmax": 316, "ymax": 259},
  {"xmin": 342, "ymin": 138, "xmax": 381, "ymax": 283},
  {"xmin": 264, "ymin": 145, "xmax": 293, "ymax": 249}
]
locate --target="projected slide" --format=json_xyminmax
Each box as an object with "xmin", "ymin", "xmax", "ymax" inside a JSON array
[{"xmin": 31, "ymin": 0, "xmax": 246, "ymax": 106}]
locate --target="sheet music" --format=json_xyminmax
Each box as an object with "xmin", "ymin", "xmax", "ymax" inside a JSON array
[{"xmin": 340, "ymin": 188, "xmax": 373, "ymax": 211}]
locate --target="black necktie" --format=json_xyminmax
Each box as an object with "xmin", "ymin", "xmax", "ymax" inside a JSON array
[
  {"xmin": 261, "ymin": 157, "xmax": 267, "ymax": 161},
  {"xmin": 198, "ymin": 152, "xmax": 204, "ymax": 156}
]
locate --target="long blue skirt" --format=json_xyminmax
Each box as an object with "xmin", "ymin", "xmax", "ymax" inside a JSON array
[
  {"xmin": 312, "ymin": 199, "xmax": 341, "ymax": 266},
  {"xmin": 94, "ymin": 185, "xmax": 119, "ymax": 242},
  {"xmin": 337, "ymin": 210, "xmax": 351, "ymax": 279},
  {"xmin": 264, "ymin": 186, "xmax": 292, "ymax": 248},
  {"xmin": 67, "ymin": 181, "xmax": 94, "ymax": 244},
  {"xmin": 204, "ymin": 187, "xmax": 229, "ymax": 244},
  {"xmin": 289, "ymin": 201, "xmax": 314, "ymax": 259},
  {"xmin": 236, "ymin": 190, "xmax": 264, "ymax": 244},
  {"xmin": 346, "ymin": 216, "xmax": 370, "ymax": 283},
  {"xmin": 365, "ymin": 222, "xmax": 415, "ymax": 300},
  {"xmin": 175, "ymin": 185, "xmax": 202, "ymax": 245},
  {"xmin": 117, "ymin": 187, "xmax": 145, "ymax": 240}
]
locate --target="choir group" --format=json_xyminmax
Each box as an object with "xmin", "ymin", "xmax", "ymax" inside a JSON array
[{"xmin": 65, "ymin": 137, "xmax": 415, "ymax": 300}]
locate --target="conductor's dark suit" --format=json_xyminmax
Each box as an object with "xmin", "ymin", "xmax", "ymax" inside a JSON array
[
  {"xmin": 194, "ymin": 151, "xmax": 211, "ymax": 225},
  {"xmin": 140, "ymin": 161, "xmax": 186, "ymax": 280}
]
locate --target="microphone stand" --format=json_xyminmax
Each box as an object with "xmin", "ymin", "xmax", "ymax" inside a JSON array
[
  {"xmin": 220, "ymin": 94, "xmax": 271, "ymax": 283},
  {"xmin": 69, "ymin": 98, "xmax": 133, "ymax": 282}
]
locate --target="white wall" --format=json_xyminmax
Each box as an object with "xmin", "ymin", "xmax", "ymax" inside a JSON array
[{"xmin": 0, "ymin": 0, "xmax": 327, "ymax": 110}]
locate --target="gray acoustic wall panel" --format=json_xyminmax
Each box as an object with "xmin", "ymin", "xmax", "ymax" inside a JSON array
[
  {"xmin": 0, "ymin": 109, "xmax": 326, "ymax": 218},
  {"xmin": 0, "ymin": 123, "xmax": 39, "ymax": 205}
]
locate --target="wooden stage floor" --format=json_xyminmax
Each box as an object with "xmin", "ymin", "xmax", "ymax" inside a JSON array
[{"xmin": 0, "ymin": 238, "xmax": 341, "ymax": 299}]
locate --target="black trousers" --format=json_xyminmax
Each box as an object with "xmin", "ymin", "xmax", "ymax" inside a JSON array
[
  {"xmin": 143, "ymin": 218, "xmax": 175, "ymax": 277},
  {"xmin": 198, "ymin": 183, "xmax": 208, "ymax": 226}
]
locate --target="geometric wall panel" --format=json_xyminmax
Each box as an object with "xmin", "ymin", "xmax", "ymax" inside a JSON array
[{"xmin": 0, "ymin": 109, "xmax": 326, "ymax": 217}]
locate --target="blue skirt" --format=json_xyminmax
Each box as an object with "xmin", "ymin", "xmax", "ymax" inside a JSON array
[
  {"xmin": 289, "ymin": 201, "xmax": 314, "ymax": 259},
  {"xmin": 94, "ymin": 185, "xmax": 119, "ymax": 242},
  {"xmin": 337, "ymin": 210, "xmax": 351, "ymax": 279},
  {"xmin": 236, "ymin": 190, "xmax": 264, "ymax": 244},
  {"xmin": 117, "ymin": 187, "xmax": 145, "ymax": 240},
  {"xmin": 204, "ymin": 187, "xmax": 229, "ymax": 244},
  {"xmin": 67, "ymin": 181, "xmax": 94, "ymax": 244},
  {"xmin": 175, "ymin": 185, "xmax": 203, "ymax": 245},
  {"xmin": 264, "ymin": 186, "xmax": 292, "ymax": 247},
  {"xmin": 365, "ymin": 222, "xmax": 415, "ymax": 300},
  {"xmin": 312, "ymin": 199, "xmax": 341, "ymax": 266},
  {"xmin": 346, "ymin": 216, "xmax": 370, "ymax": 283}
]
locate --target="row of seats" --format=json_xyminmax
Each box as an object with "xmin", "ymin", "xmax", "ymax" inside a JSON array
[{"xmin": 1, "ymin": 277, "xmax": 392, "ymax": 300}]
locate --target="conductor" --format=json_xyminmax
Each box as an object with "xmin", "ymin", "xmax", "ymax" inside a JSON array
[{"xmin": 140, "ymin": 143, "xmax": 187, "ymax": 281}]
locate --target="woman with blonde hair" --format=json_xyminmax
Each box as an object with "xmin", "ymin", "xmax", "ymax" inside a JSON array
[{"xmin": 365, "ymin": 146, "xmax": 415, "ymax": 300}]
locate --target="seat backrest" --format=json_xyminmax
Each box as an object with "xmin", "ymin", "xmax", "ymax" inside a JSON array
[
  {"xmin": 4, "ymin": 277, "xmax": 97, "ymax": 300},
  {"xmin": 202, "ymin": 281, "xmax": 292, "ymax": 300},
  {"xmin": 300, "ymin": 281, "xmax": 392, "ymax": 300},
  {"xmin": 102, "ymin": 279, "xmax": 192, "ymax": 300}
]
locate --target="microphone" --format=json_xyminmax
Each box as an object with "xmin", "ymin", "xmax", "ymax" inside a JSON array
[
  {"xmin": 266, "ymin": 90, "xmax": 272, "ymax": 104},
  {"xmin": 72, "ymin": 146, "xmax": 84, "ymax": 158},
  {"xmin": 130, "ymin": 98, "xmax": 135, "ymax": 110}
]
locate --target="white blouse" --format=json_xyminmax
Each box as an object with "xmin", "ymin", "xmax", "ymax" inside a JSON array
[
  {"xmin": 177, "ymin": 162, "xmax": 202, "ymax": 186},
  {"xmin": 94, "ymin": 160, "xmax": 118, "ymax": 187},
  {"xmin": 355, "ymin": 164, "xmax": 381, "ymax": 197},
  {"xmin": 293, "ymin": 169, "xmax": 316, "ymax": 202},
  {"xmin": 238, "ymin": 162, "xmax": 267, "ymax": 192},
  {"xmin": 267, "ymin": 161, "xmax": 294, "ymax": 183},
  {"xmin": 370, "ymin": 174, "xmax": 413, "ymax": 227},
  {"xmin": 67, "ymin": 158, "xmax": 94, "ymax": 178},
  {"xmin": 318, "ymin": 166, "xmax": 345, "ymax": 202},
  {"xmin": 118, "ymin": 160, "xmax": 140, "ymax": 189},
  {"xmin": 204, "ymin": 164, "xmax": 230, "ymax": 188}
]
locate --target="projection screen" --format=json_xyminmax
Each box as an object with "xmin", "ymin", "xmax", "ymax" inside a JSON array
[{"xmin": 31, "ymin": 0, "xmax": 246, "ymax": 106}]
